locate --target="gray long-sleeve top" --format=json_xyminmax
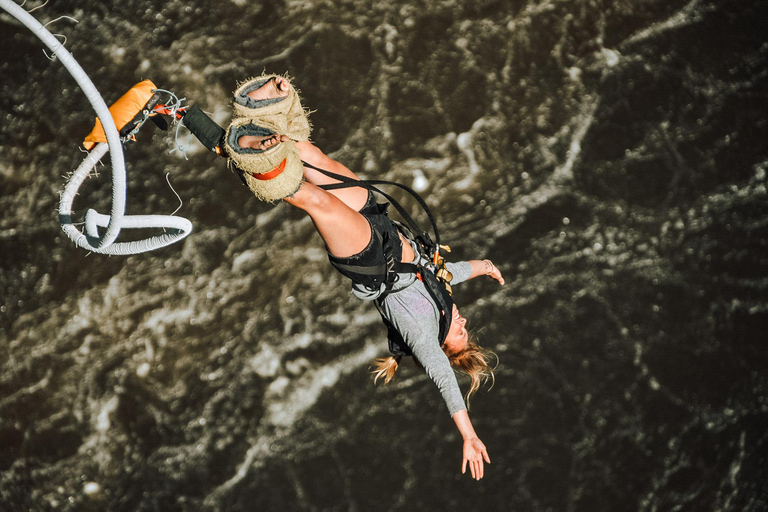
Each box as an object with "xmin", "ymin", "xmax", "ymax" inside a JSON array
[{"xmin": 352, "ymin": 246, "xmax": 472, "ymax": 416}]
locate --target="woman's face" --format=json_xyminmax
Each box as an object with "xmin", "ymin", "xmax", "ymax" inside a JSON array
[{"xmin": 443, "ymin": 304, "xmax": 468, "ymax": 356}]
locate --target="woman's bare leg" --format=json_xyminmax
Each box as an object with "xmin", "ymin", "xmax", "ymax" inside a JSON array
[
  {"xmin": 237, "ymin": 136, "xmax": 417, "ymax": 261},
  {"xmin": 284, "ymin": 180, "xmax": 372, "ymax": 258},
  {"xmin": 294, "ymin": 142, "xmax": 416, "ymax": 263},
  {"xmin": 296, "ymin": 142, "xmax": 370, "ymax": 212}
]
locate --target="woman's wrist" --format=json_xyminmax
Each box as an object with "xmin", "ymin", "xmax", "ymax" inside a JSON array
[
  {"xmin": 452, "ymin": 409, "xmax": 478, "ymax": 439},
  {"xmin": 482, "ymin": 259, "xmax": 494, "ymax": 276}
]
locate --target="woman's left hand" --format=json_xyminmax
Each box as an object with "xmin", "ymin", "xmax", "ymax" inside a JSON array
[{"xmin": 462, "ymin": 436, "xmax": 491, "ymax": 480}]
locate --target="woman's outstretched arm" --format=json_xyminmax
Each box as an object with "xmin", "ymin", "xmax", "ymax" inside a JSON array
[
  {"xmin": 452, "ymin": 409, "xmax": 491, "ymax": 480},
  {"xmin": 444, "ymin": 259, "xmax": 505, "ymax": 287}
]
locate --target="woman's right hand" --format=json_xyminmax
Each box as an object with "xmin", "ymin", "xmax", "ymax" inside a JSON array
[{"xmin": 462, "ymin": 436, "xmax": 491, "ymax": 480}]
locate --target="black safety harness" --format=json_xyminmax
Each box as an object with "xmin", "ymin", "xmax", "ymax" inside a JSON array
[{"xmin": 302, "ymin": 162, "xmax": 455, "ymax": 357}]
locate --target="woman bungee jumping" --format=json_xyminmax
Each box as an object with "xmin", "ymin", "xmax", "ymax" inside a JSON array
[{"xmin": 223, "ymin": 75, "xmax": 504, "ymax": 481}]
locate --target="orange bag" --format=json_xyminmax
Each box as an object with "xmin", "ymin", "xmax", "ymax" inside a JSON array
[{"xmin": 83, "ymin": 79, "xmax": 157, "ymax": 150}]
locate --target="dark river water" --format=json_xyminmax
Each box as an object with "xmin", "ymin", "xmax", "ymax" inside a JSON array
[{"xmin": 1, "ymin": 0, "xmax": 767, "ymax": 510}]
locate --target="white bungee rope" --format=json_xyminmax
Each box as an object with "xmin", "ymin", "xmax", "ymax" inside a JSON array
[{"xmin": 1, "ymin": 0, "xmax": 192, "ymax": 254}]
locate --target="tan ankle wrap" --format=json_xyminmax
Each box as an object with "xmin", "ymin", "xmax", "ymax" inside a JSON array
[
  {"xmin": 224, "ymin": 117, "xmax": 303, "ymax": 202},
  {"xmin": 232, "ymin": 74, "xmax": 311, "ymax": 141}
]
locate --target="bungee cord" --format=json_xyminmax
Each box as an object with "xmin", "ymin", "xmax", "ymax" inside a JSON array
[{"xmin": 0, "ymin": 0, "xmax": 193, "ymax": 255}]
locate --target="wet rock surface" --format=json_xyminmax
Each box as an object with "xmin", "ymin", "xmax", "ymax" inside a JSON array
[{"xmin": 1, "ymin": 0, "xmax": 767, "ymax": 510}]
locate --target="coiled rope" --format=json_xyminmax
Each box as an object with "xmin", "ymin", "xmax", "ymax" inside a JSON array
[{"xmin": 1, "ymin": 0, "xmax": 192, "ymax": 254}]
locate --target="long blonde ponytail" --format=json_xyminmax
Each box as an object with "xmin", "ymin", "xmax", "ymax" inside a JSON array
[{"xmin": 371, "ymin": 356, "xmax": 401, "ymax": 384}]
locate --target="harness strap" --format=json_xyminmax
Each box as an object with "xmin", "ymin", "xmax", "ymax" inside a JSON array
[
  {"xmin": 332, "ymin": 262, "xmax": 387, "ymax": 276},
  {"xmin": 392, "ymin": 262, "xmax": 418, "ymax": 274}
]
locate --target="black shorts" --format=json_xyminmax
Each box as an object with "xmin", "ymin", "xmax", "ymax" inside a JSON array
[{"xmin": 327, "ymin": 191, "xmax": 403, "ymax": 286}]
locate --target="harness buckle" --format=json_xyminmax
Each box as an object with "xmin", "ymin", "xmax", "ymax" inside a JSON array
[
  {"xmin": 435, "ymin": 266, "xmax": 453, "ymax": 283},
  {"xmin": 435, "ymin": 265, "xmax": 453, "ymax": 296}
]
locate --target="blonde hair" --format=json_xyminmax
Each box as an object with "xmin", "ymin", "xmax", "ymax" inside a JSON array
[
  {"xmin": 371, "ymin": 355, "xmax": 401, "ymax": 385},
  {"xmin": 447, "ymin": 339, "xmax": 496, "ymax": 405},
  {"xmin": 371, "ymin": 336, "xmax": 496, "ymax": 408}
]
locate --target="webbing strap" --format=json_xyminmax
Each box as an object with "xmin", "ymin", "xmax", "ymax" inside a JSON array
[
  {"xmin": 393, "ymin": 262, "xmax": 418, "ymax": 274},
  {"xmin": 332, "ymin": 261, "xmax": 387, "ymax": 276}
]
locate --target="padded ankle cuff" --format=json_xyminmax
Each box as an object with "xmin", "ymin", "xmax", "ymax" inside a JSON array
[
  {"xmin": 231, "ymin": 74, "xmax": 311, "ymax": 141},
  {"xmin": 225, "ymin": 118, "xmax": 304, "ymax": 202}
]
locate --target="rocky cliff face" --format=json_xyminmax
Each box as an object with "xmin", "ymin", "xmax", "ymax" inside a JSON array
[{"xmin": 1, "ymin": 0, "xmax": 766, "ymax": 510}]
